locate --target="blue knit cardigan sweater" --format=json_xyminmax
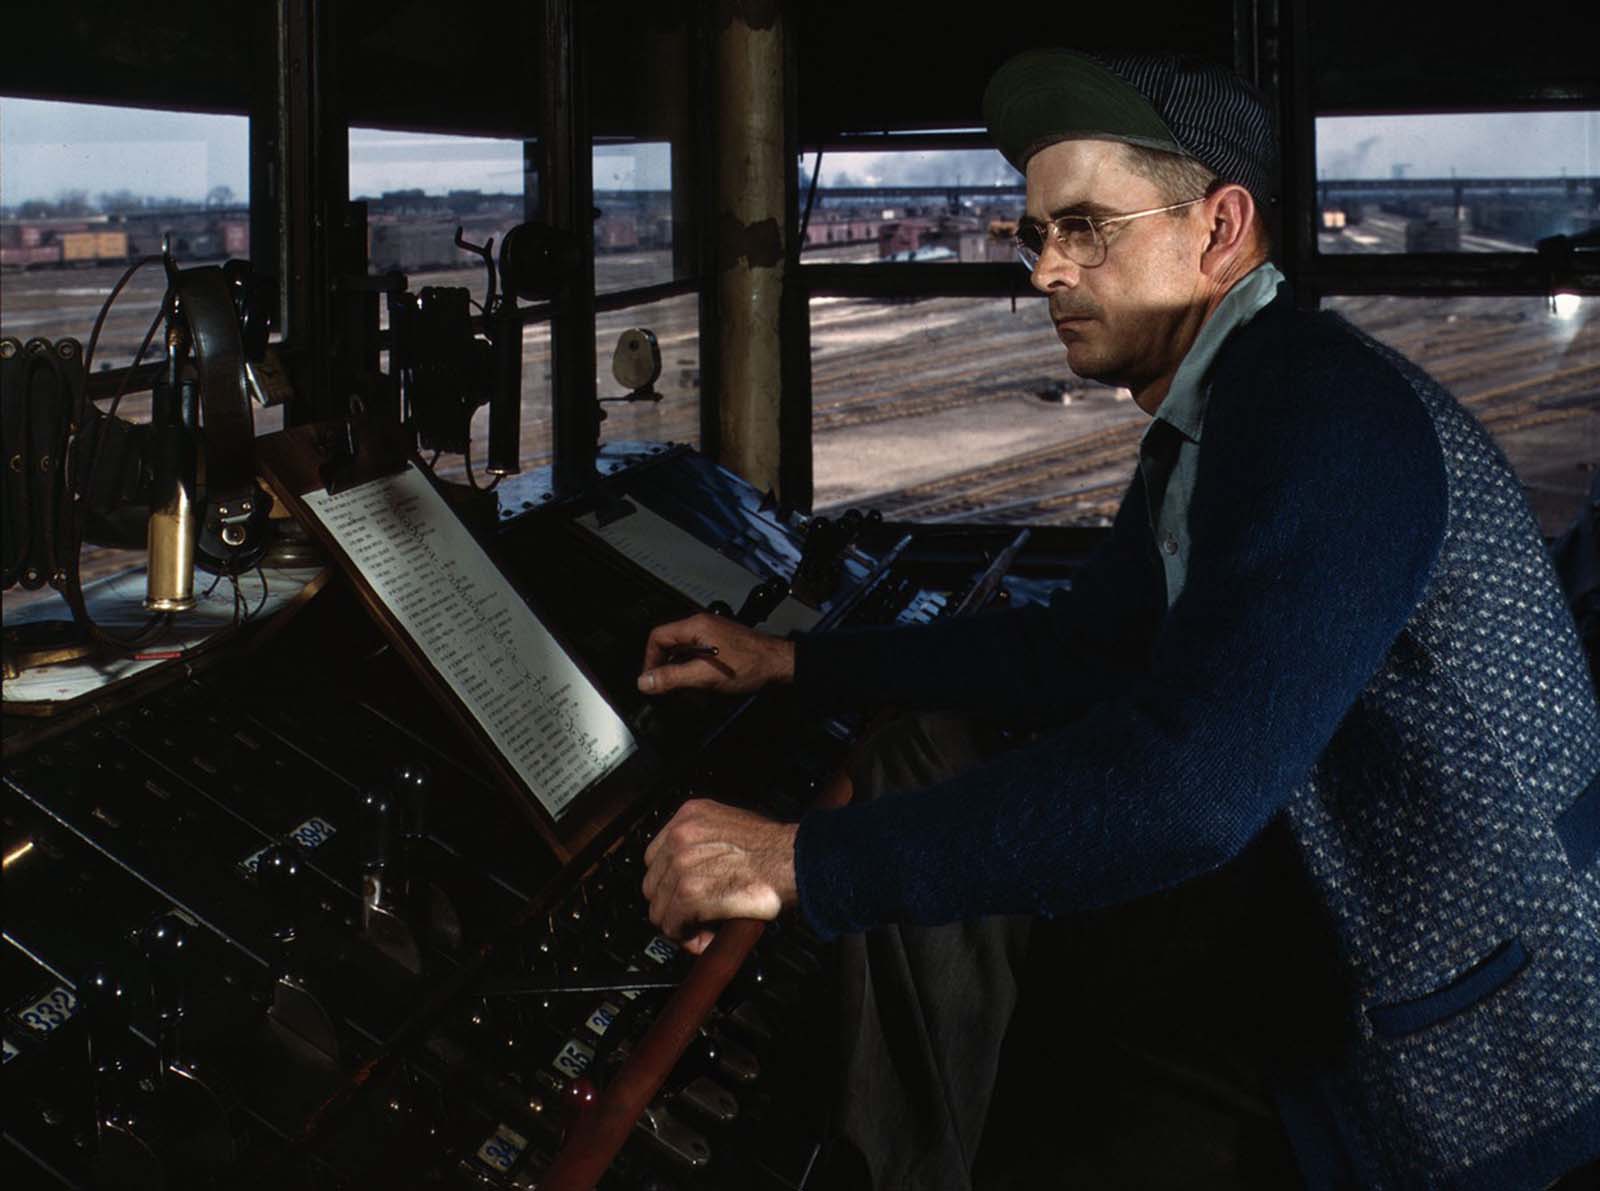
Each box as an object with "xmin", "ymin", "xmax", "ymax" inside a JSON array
[{"xmin": 792, "ymin": 291, "xmax": 1600, "ymax": 1189}]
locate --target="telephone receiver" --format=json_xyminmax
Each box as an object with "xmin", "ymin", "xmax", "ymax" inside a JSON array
[{"xmin": 146, "ymin": 244, "xmax": 274, "ymax": 610}]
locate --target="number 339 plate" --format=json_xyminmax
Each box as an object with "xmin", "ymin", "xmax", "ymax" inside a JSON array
[{"xmin": 16, "ymin": 986, "xmax": 78, "ymax": 1035}]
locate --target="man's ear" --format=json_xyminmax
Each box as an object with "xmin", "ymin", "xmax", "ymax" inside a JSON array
[{"xmin": 1200, "ymin": 183, "xmax": 1257, "ymax": 274}]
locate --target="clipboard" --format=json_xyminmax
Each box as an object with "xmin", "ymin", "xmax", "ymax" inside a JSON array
[{"xmin": 256, "ymin": 417, "xmax": 645, "ymax": 861}]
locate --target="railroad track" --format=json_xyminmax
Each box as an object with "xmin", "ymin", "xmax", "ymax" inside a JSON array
[
  {"xmin": 13, "ymin": 265, "xmax": 1591, "ymax": 537},
  {"xmin": 818, "ymin": 299, "xmax": 1594, "ymax": 528}
]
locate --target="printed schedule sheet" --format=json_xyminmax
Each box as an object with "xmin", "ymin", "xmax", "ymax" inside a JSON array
[{"xmin": 304, "ymin": 465, "xmax": 635, "ymax": 820}]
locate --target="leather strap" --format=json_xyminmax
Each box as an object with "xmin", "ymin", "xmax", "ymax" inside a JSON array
[
  {"xmin": 174, "ymin": 267, "xmax": 257, "ymax": 532},
  {"xmin": 1, "ymin": 339, "xmax": 35, "ymax": 588},
  {"xmin": 1, "ymin": 340, "xmax": 82, "ymax": 591}
]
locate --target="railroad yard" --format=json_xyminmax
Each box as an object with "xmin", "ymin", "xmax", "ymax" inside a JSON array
[{"xmin": 3, "ymin": 224, "xmax": 1594, "ymax": 597}]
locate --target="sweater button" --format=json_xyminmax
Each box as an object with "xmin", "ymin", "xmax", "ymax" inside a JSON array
[{"xmin": 1162, "ymin": 533, "xmax": 1179, "ymax": 556}]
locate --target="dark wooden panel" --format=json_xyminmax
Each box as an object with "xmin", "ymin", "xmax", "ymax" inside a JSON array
[
  {"xmin": 792, "ymin": 4, "xmax": 1238, "ymax": 140},
  {"xmin": 2, "ymin": 0, "xmax": 259, "ymax": 113},
  {"xmin": 1309, "ymin": 0, "xmax": 1600, "ymax": 111}
]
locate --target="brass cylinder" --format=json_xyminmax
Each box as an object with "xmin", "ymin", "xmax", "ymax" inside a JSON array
[
  {"xmin": 716, "ymin": 1, "xmax": 786, "ymax": 495},
  {"xmin": 146, "ymin": 478, "xmax": 197, "ymax": 612}
]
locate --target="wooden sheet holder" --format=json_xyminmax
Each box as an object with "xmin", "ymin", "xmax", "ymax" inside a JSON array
[{"xmin": 254, "ymin": 416, "xmax": 643, "ymax": 863}]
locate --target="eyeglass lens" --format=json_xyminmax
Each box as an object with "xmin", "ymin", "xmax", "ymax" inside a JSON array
[{"xmin": 1015, "ymin": 216, "xmax": 1103, "ymax": 270}]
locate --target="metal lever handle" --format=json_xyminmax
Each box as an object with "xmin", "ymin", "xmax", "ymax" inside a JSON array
[
  {"xmin": 79, "ymin": 964, "xmax": 135, "ymax": 1134},
  {"xmin": 255, "ymin": 844, "xmax": 305, "ymax": 980},
  {"xmin": 360, "ymin": 788, "xmax": 398, "ymax": 876},
  {"xmin": 390, "ymin": 761, "xmax": 431, "ymax": 841},
  {"xmin": 140, "ymin": 914, "xmax": 190, "ymax": 1085},
  {"xmin": 735, "ymin": 578, "xmax": 789, "ymax": 627}
]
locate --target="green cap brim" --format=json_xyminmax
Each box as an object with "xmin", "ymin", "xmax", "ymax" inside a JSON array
[{"xmin": 983, "ymin": 49, "xmax": 1184, "ymax": 171}]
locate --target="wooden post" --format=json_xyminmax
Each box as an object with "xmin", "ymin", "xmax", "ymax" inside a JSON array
[{"xmin": 714, "ymin": 1, "xmax": 786, "ymax": 495}]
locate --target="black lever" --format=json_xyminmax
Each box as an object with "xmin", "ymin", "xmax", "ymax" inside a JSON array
[
  {"xmin": 256, "ymin": 844, "xmax": 306, "ymax": 981},
  {"xmin": 362, "ymin": 764, "xmax": 431, "ymax": 903},
  {"xmin": 80, "ymin": 964, "xmax": 136, "ymax": 1135},
  {"xmin": 140, "ymin": 915, "xmax": 190, "ymax": 1091},
  {"xmin": 81, "ymin": 963, "xmax": 165, "ymax": 1188},
  {"xmin": 140, "ymin": 913, "xmax": 239, "ymax": 1175},
  {"xmin": 453, "ymin": 226, "xmax": 498, "ymax": 313},
  {"xmin": 735, "ymin": 578, "xmax": 789, "ymax": 627},
  {"xmin": 361, "ymin": 786, "xmax": 401, "ymax": 895},
  {"xmin": 391, "ymin": 761, "xmax": 431, "ymax": 843},
  {"xmin": 256, "ymin": 842, "xmax": 341, "ymax": 1064},
  {"xmin": 360, "ymin": 783, "xmax": 424, "ymax": 973}
]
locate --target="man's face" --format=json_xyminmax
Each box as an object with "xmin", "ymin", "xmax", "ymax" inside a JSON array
[{"xmin": 1023, "ymin": 138, "xmax": 1210, "ymax": 410}]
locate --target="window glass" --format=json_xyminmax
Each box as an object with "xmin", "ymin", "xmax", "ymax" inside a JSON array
[
  {"xmin": 2, "ymin": 96, "xmax": 265, "ymax": 606},
  {"xmin": 811, "ymin": 296, "xmax": 1141, "ymax": 524},
  {"xmin": 1325, "ymin": 294, "xmax": 1598, "ymax": 534},
  {"xmin": 594, "ymin": 140, "xmax": 676, "ymax": 293},
  {"xmin": 1315, "ymin": 112, "xmax": 1599, "ymax": 253},
  {"xmin": 353, "ymin": 126, "xmax": 551, "ymax": 475},
  {"xmin": 799, "ymin": 149, "xmax": 1024, "ymax": 263},
  {"xmin": 355, "ymin": 132, "xmax": 690, "ymax": 472},
  {"xmin": 1, "ymin": 97, "xmax": 249, "ymax": 368},
  {"xmin": 353, "ymin": 132, "xmax": 682, "ymax": 305},
  {"xmin": 351, "ymin": 128, "xmax": 527, "ymax": 330},
  {"xmin": 424, "ymin": 320, "xmax": 555, "ymax": 483},
  {"xmin": 427, "ymin": 291, "xmax": 698, "ymax": 485},
  {"xmin": 596, "ymin": 293, "xmax": 699, "ymax": 449}
]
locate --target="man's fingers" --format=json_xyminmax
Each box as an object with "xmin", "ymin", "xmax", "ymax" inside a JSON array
[
  {"xmin": 656, "ymin": 865, "xmax": 696, "ymax": 940},
  {"xmin": 648, "ymin": 861, "xmax": 679, "ymax": 931},
  {"xmin": 640, "ymin": 800, "xmax": 794, "ymax": 945},
  {"xmin": 643, "ymin": 817, "xmax": 698, "ymax": 906},
  {"xmin": 637, "ymin": 656, "xmax": 727, "ymax": 695},
  {"xmin": 642, "ymin": 614, "xmax": 719, "ymax": 670},
  {"xmin": 644, "ymin": 804, "xmax": 687, "ymax": 867},
  {"xmin": 681, "ymin": 929, "xmax": 716, "ymax": 955}
]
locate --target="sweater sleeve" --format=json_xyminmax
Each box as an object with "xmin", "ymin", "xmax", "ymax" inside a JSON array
[
  {"xmin": 791, "ymin": 476, "xmax": 1166, "ymax": 724},
  {"xmin": 795, "ymin": 334, "xmax": 1449, "ymax": 939}
]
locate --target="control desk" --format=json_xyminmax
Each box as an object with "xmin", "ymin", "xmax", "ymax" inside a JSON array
[{"xmin": 3, "ymin": 442, "xmax": 1094, "ymax": 1190}]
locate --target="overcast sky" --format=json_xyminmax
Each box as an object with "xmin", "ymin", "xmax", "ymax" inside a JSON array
[
  {"xmin": 1, "ymin": 99, "xmax": 248, "ymax": 205},
  {"xmin": 3, "ymin": 96, "xmax": 1596, "ymax": 207}
]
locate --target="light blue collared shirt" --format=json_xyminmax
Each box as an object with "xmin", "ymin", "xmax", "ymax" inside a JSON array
[{"xmin": 1140, "ymin": 261, "xmax": 1287, "ymax": 607}]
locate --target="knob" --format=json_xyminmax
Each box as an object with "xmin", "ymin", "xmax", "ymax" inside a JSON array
[
  {"xmin": 390, "ymin": 761, "xmax": 432, "ymax": 840},
  {"xmin": 560, "ymin": 1075, "xmax": 598, "ymax": 1133},
  {"xmin": 360, "ymin": 787, "xmax": 398, "ymax": 874},
  {"xmin": 80, "ymin": 965, "xmax": 131, "ymax": 1061},
  {"xmin": 733, "ymin": 956, "xmax": 768, "ymax": 997},
  {"xmin": 140, "ymin": 915, "xmax": 191, "ymax": 1030},
  {"xmin": 735, "ymin": 578, "xmax": 789, "ymax": 627},
  {"xmin": 692, "ymin": 1027, "xmax": 720, "ymax": 1070},
  {"xmin": 256, "ymin": 844, "xmax": 304, "ymax": 949},
  {"xmin": 521, "ymin": 931, "xmax": 560, "ymax": 982},
  {"xmin": 79, "ymin": 964, "xmax": 134, "ymax": 1128}
]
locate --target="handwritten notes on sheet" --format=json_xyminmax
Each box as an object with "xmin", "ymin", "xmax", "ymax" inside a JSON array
[
  {"xmin": 304, "ymin": 466, "xmax": 634, "ymax": 820},
  {"xmin": 576, "ymin": 502, "xmax": 821, "ymax": 637}
]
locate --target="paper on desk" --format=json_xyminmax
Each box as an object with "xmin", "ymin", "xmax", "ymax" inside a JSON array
[
  {"xmin": 2, "ymin": 565, "xmax": 325, "ymax": 705},
  {"xmin": 575, "ymin": 501, "xmax": 821, "ymax": 637},
  {"xmin": 303, "ymin": 465, "xmax": 634, "ymax": 821}
]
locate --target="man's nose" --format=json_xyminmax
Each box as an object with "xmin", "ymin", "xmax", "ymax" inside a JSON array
[{"xmin": 1029, "ymin": 239, "xmax": 1081, "ymax": 293}]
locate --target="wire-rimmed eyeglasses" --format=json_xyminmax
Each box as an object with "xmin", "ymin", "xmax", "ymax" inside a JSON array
[{"xmin": 1013, "ymin": 197, "xmax": 1206, "ymax": 271}]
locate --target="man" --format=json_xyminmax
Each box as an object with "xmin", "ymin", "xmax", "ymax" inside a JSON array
[{"xmin": 637, "ymin": 49, "xmax": 1600, "ymax": 1190}]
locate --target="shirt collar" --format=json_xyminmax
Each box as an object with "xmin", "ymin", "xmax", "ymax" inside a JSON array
[{"xmin": 1147, "ymin": 261, "xmax": 1286, "ymax": 445}]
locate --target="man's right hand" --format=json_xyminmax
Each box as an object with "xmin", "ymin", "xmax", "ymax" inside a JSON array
[{"xmin": 638, "ymin": 613, "xmax": 795, "ymax": 697}]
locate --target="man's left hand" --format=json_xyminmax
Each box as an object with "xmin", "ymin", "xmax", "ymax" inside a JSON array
[{"xmin": 642, "ymin": 799, "xmax": 799, "ymax": 955}]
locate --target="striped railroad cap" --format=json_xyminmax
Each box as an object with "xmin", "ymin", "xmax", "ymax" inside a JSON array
[{"xmin": 983, "ymin": 49, "xmax": 1279, "ymax": 213}]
